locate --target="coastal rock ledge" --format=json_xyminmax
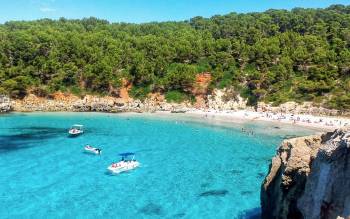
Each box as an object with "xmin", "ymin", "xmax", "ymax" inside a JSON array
[
  {"xmin": 261, "ymin": 129, "xmax": 350, "ymax": 219},
  {"xmin": 0, "ymin": 95, "xmax": 11, "ymax": 112}
]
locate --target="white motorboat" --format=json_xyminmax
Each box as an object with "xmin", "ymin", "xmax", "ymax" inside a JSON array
[
  {"xmin": 69, "ymin": 124, "xmax": 84, "ymax": 136},
  {"xmin": 84, "ymin": 145, "xmax": 102, "ymax": 155},
  {"xmin": 107, "ymin": 153, "xmax": 140, "ymax": 174}
]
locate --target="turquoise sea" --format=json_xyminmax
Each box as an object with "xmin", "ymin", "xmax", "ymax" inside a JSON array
[{"xmin": 0, "ymin": 113, "xmax": 317, "ymax": 218}]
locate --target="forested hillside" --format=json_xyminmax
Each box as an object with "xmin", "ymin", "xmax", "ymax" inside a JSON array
[{"xmin": 1, "ymin": 5, "xmax": 350, "ymax": 109}]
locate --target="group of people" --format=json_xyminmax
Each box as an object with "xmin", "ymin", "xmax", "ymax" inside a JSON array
[
  {"xmin": 84, "ymin": 145, "xmax": 102, "ymax": 155},
  {"xmin": 111, "ymin": 159, "xmax": 137, "ymax": 168},
  {"xmin": 241, "ymin": 128, "xmax": 254, "ymax": 135},
  {"xmin": 256, "ymin": 112, "xmax": 349, "ymax": 128},
  {"xmin": 189, "ymin": 109, "xmax": 350, "ymax": 129}
]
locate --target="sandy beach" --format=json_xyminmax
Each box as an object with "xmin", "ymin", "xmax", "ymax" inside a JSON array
[
  {"xmin": 190, "ymin": 109, "xmax": 350, "ymax": 130},
  {"xmin": 152, "ymin": 109, "xmax": 350, "ymax": 131}
]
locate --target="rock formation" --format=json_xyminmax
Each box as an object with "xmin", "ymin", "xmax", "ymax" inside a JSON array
[
  {"xmin": 207, "ymin": 88, "xmax": 247, "ymax": 111},
  {"xmin": 0, "ymin": 95, "xmax": 11, "ymax": 112},
  {"xmin": 192, "ymin": 72, "xmax": 211, "ymax": 108},
  {"xmin": 3, "ymin": 86, "xmax": 347, "ymax": 116},
  {"xmin": 119, "ymin": 79, "xmax": 132, "ymax": 102},
  {"xmin": 257, "ymin": 102, "xmax": 341, "ymax": 116},
  {"xmin": 11, "ymin": 92, "xmax": 193, "ymax": 113},
  {"xmin": 261, "ymin": 129, "xmax": 350, "ymax": 219}
]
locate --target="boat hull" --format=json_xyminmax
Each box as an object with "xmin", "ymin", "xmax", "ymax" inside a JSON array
[
  {"xmin": 107, "ymin": 162, "xmax": 140, "ymax": 174},
  {"xmin": 68, "ymin": 130, "xmax": 83, "ymax": 137},
  {"xmin": 84, "ymin": 147, "xmax": 101, "ymax": 155}
]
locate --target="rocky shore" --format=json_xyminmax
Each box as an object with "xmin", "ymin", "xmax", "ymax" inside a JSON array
[
  {"xmin": 2, "ymin": 90, "xmax": 350, "ymax": 130},
  {"xmin": 261, "ymin": 129, "xmax": 350, "ymax": 219},
  {"xmin": 0, "ymin": 95, "xmax": 11, "ymax": 112},
  {"xmin": 2, "ymin": 89, "xmax": 348, "ymax": 117},
  {"xmin": 10, "ymin": 93, "xmax": 194, "ymax": 113}
]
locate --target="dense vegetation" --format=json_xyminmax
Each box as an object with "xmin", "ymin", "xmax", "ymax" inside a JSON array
[{"xmin": 1, "ymin": 5, "xmax": 350, "ymax": 109}]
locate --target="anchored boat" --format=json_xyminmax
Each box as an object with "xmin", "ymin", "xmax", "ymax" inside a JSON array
[
  {"xmin": 84, "ymin": 145, "xmax": 102, "ymax": 155},
  {"xmin": 107, "ymin": 153, "xmax": 140, "ymax": 174},
  {"xmin": 68, "ymin": 124, "xmax": 84, "ymax": 136}
]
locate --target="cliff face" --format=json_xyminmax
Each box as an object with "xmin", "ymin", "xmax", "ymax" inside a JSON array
[
  {"xmin": 0, "ymin": 95, "xmax": 11, "ymax": 112},
  {"xmin": 207, "ymin": 88, "xmax": 247, "ymax": 110},
  {"xmin": 3, "ymin": 88, "xmax": 347, "ymax": 116},
  {"xmin": 261, "ymin": 129, "xmax": 350, "ymax": 219},
  {"xmin": 11, "ymin": 93, "xmax": 193, "ymax": 113},
  {"xmin": 192, "ymin": 73, "xmax": 211, "ymax": 108}
]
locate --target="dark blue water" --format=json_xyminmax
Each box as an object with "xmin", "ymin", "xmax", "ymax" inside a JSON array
[{"xmin": 0, "ymin": 112, "xmax": 317, "ymax": 218}]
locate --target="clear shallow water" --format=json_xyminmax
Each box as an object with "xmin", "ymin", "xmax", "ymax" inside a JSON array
[{"xmin": 0, "ymin": 113, "xmax": 317, "ymax": 219}]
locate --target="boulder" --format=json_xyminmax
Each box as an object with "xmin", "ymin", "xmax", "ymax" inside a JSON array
[{"xmin": 0, "ymin": 95, "xmax": 12, "ymax": 112}]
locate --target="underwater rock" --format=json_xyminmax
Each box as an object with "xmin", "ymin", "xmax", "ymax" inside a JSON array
[
  {"xmin": 173, "ymin": 212, "xmax": 186, "ymax": 218},
  {"xmin": 257, "ymin": 172, "xmax": 265, "ymax": 178},
  {"xmin": 139, "ymin": 203, "xmax": 163, "ymax": 216},
  {"xmin": 241, "ymin": 191, "xmax": 253, "ymax": 196},
  {"xmin": 199, "ymin": 189, "xmax": 229, "ymax": 197},
  {"xmin": 238, "ymin": 207, "xmax": 261, "ymax": 219}
]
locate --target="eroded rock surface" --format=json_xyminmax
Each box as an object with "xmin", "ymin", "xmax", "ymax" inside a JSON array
[
  {"xmin": 5, "ymin": 87, "xmax": 348, "ymax": 116},
  {"xmin": 12, "ymin": 92, "xmax": 192, "ymax": 113},
  {"xmin": 207, "ymin": 88, "xmax": 246, "ymax": 111},
  {"xmin": 261, "ymin": 129, "xmax": 350, "ymax": 219},
  {"xmin": 0, "ymin": 95, "xmax": 11, "ymax": 112}
]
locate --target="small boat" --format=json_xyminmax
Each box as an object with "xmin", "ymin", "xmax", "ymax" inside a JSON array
[
  {"xmin": 84, "ymin": 145, "xmax": 102, "ymax": 155},
  {"xmin": 107, "ymin": 152, "xmax": 140, "ymax": 174},
  {"xmin": 68, "ymin": 124, "xmax": 84, "ymax": 136}
]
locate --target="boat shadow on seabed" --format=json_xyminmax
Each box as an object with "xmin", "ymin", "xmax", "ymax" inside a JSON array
[{"xmin": 0, "ymin": 127, "xmax": 67, "ymax": 152}]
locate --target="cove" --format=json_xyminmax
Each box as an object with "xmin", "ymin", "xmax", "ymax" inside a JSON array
[{"xmin": 0, "ymin": 112, "xmax": 317, "ymax": 218}]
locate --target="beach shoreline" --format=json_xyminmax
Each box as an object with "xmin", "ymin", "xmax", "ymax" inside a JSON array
[
  {"xmin": 1, "ymin": 93, "xmax": 349, "ymax": 132},
  {"xmin": 151, "ymin": 109, "xmax": 350, "ymax": 131},
  {"xmin": 4, "ymin": 108, "xmax": 348, "ymax": 131}
]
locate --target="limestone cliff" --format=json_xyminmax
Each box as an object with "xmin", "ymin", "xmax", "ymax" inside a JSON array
[
  {"xmin": 4, "ymin": 88, "xmax": 347, "ymax": 116},
  {"xmin": 207, "ymin": 88, "xmax": 246, "ymax": 110},
  {"xmin": 0, "ymin": 95, "xmax": 11, "ymax": 112},
  {"xmin": 261, "ymin": 129, "xmax": 350, "ymax": 219},
  {"xmin": 11, "ymin": 92, "xmax": 192, "ymax": 113}
]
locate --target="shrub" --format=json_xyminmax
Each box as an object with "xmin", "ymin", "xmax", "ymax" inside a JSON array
[
  {"xmin": 165, "ymin": 90, "xmax": 194, "ymax": 103},
  {"xmin": 129, "ymin": 86, "xmax": 151, "ymax": 101},
  {"xmin": 326, "ymin": 95, "xmax": 350, "ymax": 111},
  {"xmin": 70, "ymin": 86, "xmax": 83, "ymax": 97}
]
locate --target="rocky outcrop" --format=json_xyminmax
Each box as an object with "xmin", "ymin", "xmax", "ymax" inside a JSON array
[
  {"xmin": 6, "ymin": 88, "xmax": 348, "ymax": 116},
  {"xmin": 0, "ymin": 95, "xmax": 11, "ymax": 112},
  {"xmin": 261, "ymin": 129, "xmax": 350, "ymax": 219},
  {"xmin": 257, "ymin": 102, "xmax": 341, "ymax": 116},
  {"xmin": 11, "ymin": 92, "xmax": 193, "ymax": 113},
  {"xmin": 192, "ymin": 73, "xmax": 211, "ymax": 108},
  {"xmin": 208, "ymin": 88, "xmax": 247, "ymax": 110},
  {"xmin": 119, "ymin": 79, "xmax": 132, "ymax": 102}
]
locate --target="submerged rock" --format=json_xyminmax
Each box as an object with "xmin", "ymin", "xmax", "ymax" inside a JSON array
[
  {"xmin": 199, "ymin": 189, "xmax": 229, "ymax": 197},
  {"xmin": 261, "ymin": 129, "xmax": 350, "ymax": 219},
  {"xmin": 139, "ymin": 203, "xmax": 163, "ymax": 216}
]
